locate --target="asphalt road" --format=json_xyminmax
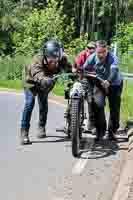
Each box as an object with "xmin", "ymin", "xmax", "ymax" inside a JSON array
[{"xmin": 0, "ymin": 91, "xmax": 128, "ymax": 200}]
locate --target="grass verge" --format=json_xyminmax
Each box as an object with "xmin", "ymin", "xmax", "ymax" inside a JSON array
[{"xmin": 0, "ymin": 80, "xmax": 22, "ymax": 90}]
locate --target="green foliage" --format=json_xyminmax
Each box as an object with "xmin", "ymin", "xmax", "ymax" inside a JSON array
[
  {"xmin": 13, "ymin": 0, "xmax": 74, "ymax": 54},
  {"xmin": 0, "ymin": 0, "xmax": 20, "ymax": 55},
  {"xmin": 113, "ymin": 22, "xmax": 133, "ymax": 53},
  {"xmin": 121, "ymin": 80, "xmax": 133, "ymax": 121},
  {"xmin": 119, "ymin": 53, "xmax": 133, "ymax": 73},
  {"xmin": 113, "ymin": 22, "xmax": 133, "ymax": 74},
  {"xmin": 65, "ymin": 34, "xmax": 88, "ymax": 62},
  {"xmin": 0, "ymin": 54, "xmax": 31, "ymax": 80}
]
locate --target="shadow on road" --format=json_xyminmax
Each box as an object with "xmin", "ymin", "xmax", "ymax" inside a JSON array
[
  {"xmin": 31, "ymin": 133, "xmax": 128, "ymax": 160},
  {"xmin": 32, "ymin": 135, "xmax": 70, "ymax": 144},
  {"xmin": 79, "ymin": 136, "xmax": 128, "ymax": 160}
]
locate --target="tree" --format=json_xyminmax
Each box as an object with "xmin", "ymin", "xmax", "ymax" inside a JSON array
[
  {"xmin": 12, "ymin": 0, "xmax": 74, "ymax": 54},
  {"xmin": 0, "ymin": 0, "xmax": 18, "ymax": 54},
  {"xmin": 60, "ymin": 0, "xmax": 133, "ymax": 41}
]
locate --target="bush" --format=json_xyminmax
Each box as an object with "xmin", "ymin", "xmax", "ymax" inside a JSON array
[
  {"xmin": 113, "ymin": 22, "xmax": 133, "ymax": 53},
  {"xmin": 119, "ymin": 53, "xmax": 133, "ymax": 73},
  {"xmin": 65, "ymin": 34, "xmax": 88, "ymax": 62},
  {"xmin": 0, "ymin": 54, "xmax": 31, "ymax": 80},
  {"xmin": 12, "ymin": 0, "xmax": 74, "ymax": 55},
  {"xmin": 112, "ymin": 22, "xmax": 133, "ymax": 73}
]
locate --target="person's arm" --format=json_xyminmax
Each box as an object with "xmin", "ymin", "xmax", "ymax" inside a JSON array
[
  {"xmin": 107, "ymin": 55, "xmax": 119, "ymax": 83},
  {"xmin": 30, "ymin": 64, "xmax": 55, "ymax": 89},
  {"xmin": 83, "ymin": 56, "xmax": 94, "ymax": 72},
  {"xmin": 102, "ymin": 55, "xmax": 119, "ymax": 89},
  {"xmin": 73, "ymin": 50, "xmax": 90, "ymax": 72}
]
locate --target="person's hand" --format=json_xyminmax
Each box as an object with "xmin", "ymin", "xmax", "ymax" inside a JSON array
[
  {"xmin": 52, "ymin": 75, "xmax": 59, "ymax": 82},
  {"xmin": 45, "ymin": 77, "xmax": 56, "ymax": 86},
  {"xmin": 102, "ymin": 80, "xmax": 110, "ymax": 89},
  {"xmin": 72, "ymin": 67, "xmax": 77, "ymax": 73}
]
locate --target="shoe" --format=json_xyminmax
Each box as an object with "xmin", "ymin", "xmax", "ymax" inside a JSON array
[
  {"xmin": 20, "ymin": 128, "xmax": 31, "ymax": 145},
  {"xmin": 37, "ymin": 127, "xmax": 46, "ymax": 139}
]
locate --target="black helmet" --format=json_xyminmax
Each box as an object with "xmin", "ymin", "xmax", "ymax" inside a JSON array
[{"xmin": 43, "ymin": 40, "xmax": 61, "ymax": 60}]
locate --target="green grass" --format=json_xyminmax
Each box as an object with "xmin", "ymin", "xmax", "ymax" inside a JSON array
[
  {"xmin": 0, "ymin": 80, "xmax": 22, "ymax": 90},
  {"xmin": 52, "ymin": 83, "xmax": 64, "ymax": 96},
  {"xmin": 119, "ymin": 54, "xmax": 133, "ymax": 73},
  {"xmin": 0, "ymin": 79, "xmax": 64, "ymax": 94},
  {"xmin": 123, "ymin": 80, "xmax": 133, "ymax": 120}
]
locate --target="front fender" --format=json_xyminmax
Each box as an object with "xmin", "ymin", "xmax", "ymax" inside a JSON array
[{"xmin": 70, "ymin": 82, "xmax": 84, "ymax": 99}]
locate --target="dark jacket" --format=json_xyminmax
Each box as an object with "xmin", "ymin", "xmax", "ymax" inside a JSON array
[{"xmin": 22, "ymin": 53, "xmax": 72, "ymax": 93}]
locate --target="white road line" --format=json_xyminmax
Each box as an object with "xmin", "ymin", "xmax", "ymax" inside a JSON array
[
  {"xmin": 72, "ymin": 140, "xmax": 94, "ymax": 175},
  {"xmin": 72, "ymin": 120, "xmax": 94, "ymax": 175},
  {"xmin": 0, "ymin": 90, "xmax": 22, "ymax": 96},
  {"xmin": 72, "ymin": 159, "xmax": 88, "ymax": 175},
  {"xmin": 0, "ymin": 91, "xmax": 66, "ymax": 107}
]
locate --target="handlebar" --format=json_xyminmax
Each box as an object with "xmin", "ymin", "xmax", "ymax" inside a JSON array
[
  {"xmin": 53, "ymin": 72, "xmax": 109, "ymax": 94},
  {"xmin": 82, "ymin": 72, "xmax": 105, "ymax": 83},
  {"xmin": 53, "ymin": 72, "xmax": 105, "ymax": 83}
]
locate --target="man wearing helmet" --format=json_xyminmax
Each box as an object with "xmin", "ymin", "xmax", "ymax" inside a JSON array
[{"xmin": 20, "ymin": 40, "xmax": 72, "ymax": 145}]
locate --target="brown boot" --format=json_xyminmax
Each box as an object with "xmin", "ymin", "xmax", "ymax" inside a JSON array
[{"xmin": 20, "ymin": 128, "xmax": 31, "ymax": 145}]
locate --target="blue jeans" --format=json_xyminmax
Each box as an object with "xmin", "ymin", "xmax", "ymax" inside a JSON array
[{"xmin": 21, "ymin": 88, "xmax": 48, "ymax": 130}]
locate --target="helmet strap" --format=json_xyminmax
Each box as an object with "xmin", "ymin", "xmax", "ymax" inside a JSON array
[{"xmin": 43, "ymin": 55, "xmax": 49, "ymax": 66}]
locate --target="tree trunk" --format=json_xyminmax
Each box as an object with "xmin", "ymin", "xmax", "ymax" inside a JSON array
[{"xmin": 91, "ymin": 0, "xmax": 96, "ymax": 39}]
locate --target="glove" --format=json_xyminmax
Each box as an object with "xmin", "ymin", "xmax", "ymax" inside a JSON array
[
  {"xmin": 52, "ymin": 75, "xmax": 59, "ymax": 82},
  {"xmin": 101, "ymin": 80, "xmax": 110, "ymax": 89},
  {"xmin": 101, "ymin": 80, "xmax": 110, "ymax": 94},
  {"xmin": 41, "ymin": 77, "xmax": 56, "ymax": 89},
  {"xmin": 72, "ymin": 67, "xmax": 77, "ymax": 73}
]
